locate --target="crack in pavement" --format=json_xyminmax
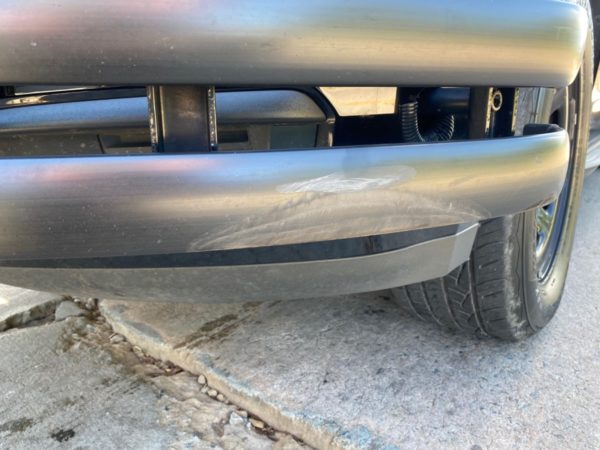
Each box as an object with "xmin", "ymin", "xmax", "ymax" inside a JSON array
[{"xmin": 1, "ymin": 292, "xmax": 308, "ymax": 450}]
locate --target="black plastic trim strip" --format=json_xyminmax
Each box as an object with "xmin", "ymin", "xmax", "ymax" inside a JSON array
[{"xmin": 0, "ymin": 226, "xmax": 459, "ymax": 269}]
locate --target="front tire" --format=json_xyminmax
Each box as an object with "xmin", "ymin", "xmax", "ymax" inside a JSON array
[{"xmin": 391, "ymin": 30, "xmax": 593, "ymax": 340}]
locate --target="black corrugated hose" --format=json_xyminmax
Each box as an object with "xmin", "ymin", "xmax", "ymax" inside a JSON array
[{"xmin": 400, "ymin": 101, "xmax": 455, "ymax": 142}]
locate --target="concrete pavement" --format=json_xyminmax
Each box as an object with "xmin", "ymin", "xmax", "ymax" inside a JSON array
[{"xmin": 0, "ymin": 296, "xmax": 303, "ymax": 449}]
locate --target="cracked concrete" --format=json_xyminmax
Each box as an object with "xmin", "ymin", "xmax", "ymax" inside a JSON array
[
  {"xmin": 0, "ymin": 286, "xmax": 62, "ymax": 331},
  {"xmin": 0, "ymin": 317, "xmax": 179, "ymax": 449},
  {"xmin": 101, "ymin": 171, "xmax": 600, "ymax": 449},
  {"xmin": 0, "ymin": 298, "xmax": 305, "ymax": 449}
]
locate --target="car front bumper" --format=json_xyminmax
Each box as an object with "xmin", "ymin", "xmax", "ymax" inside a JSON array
[
  {"xmin": 0, "ymin": 0, "xmax": 589, "ymax": 87},
  {"xmin": 0, "ymin": 129, "xmax": 569, "ymax": 301},
  {"xmin": 0, "ymin": 0, "xmax": 586, "ymax": 301}
]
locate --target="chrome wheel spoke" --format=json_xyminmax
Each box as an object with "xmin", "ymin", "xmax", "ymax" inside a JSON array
[{"xmin": 536, "ymin": 203, "xmax": 556, "ymax": 251}]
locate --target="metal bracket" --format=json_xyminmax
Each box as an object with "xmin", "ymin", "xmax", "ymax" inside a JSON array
[
  {"xmin": 147, "ymin": 86, "xmax": 218, "ymax": 152},
  {"xmin": 468, "ymin": 87, "xmax": 519, "ymax": 139}
]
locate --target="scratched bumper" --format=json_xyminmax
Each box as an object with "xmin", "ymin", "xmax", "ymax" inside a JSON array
[{"xmin": 0, "ymin": 130, "xmax": 569, "ymax": 261}]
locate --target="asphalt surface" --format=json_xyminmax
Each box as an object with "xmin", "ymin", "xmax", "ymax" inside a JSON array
[{"xmin": 1, "ymin": 171, "xmax": 600, "ymax": 449}]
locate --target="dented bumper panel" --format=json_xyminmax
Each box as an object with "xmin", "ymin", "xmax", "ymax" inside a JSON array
[{"xmin": 0, "ymin": 130, "xmax": 569, "ymax": 261}]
